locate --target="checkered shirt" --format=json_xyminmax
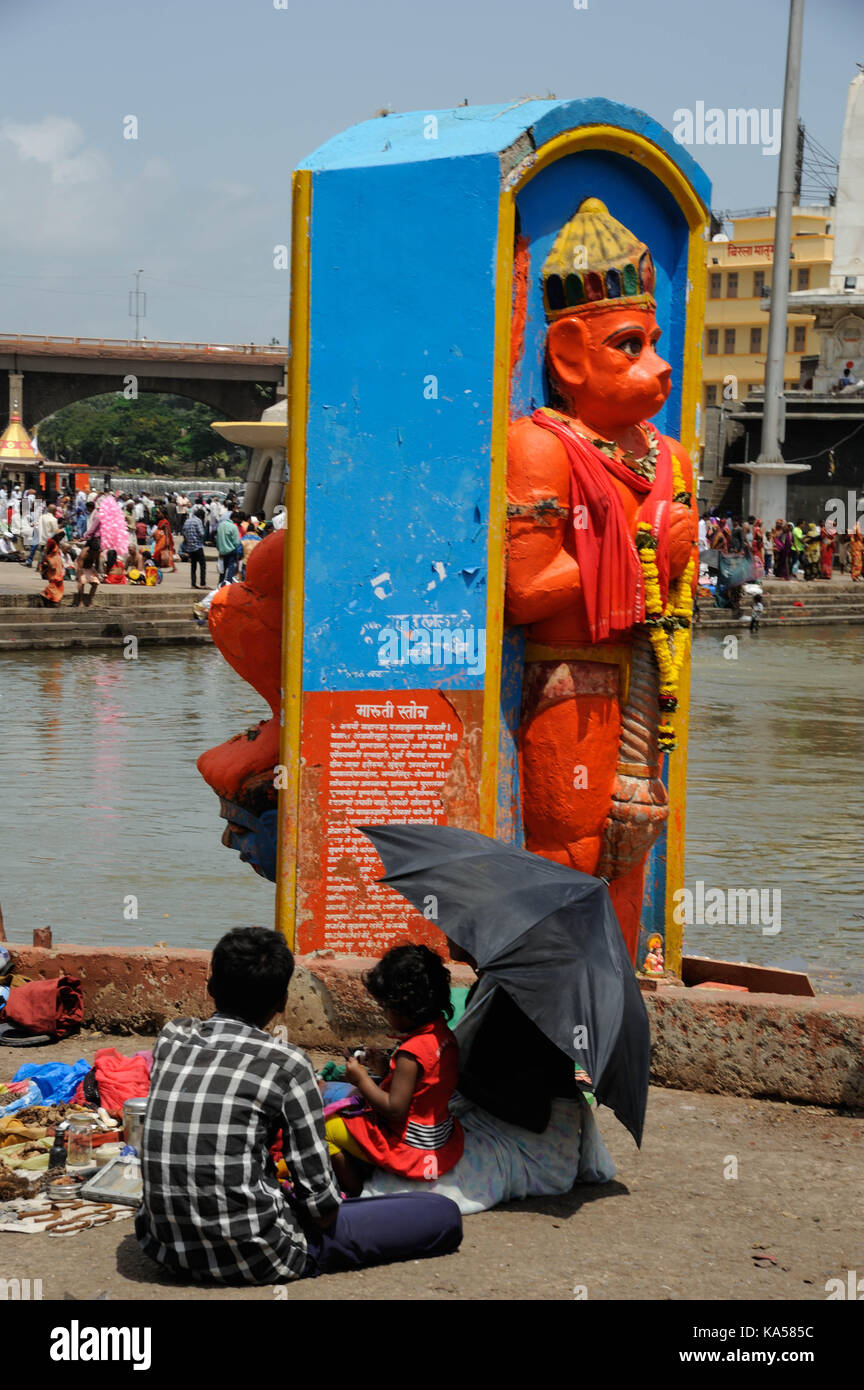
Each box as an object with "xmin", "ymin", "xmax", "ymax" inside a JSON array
[
  {"xmin": 135, "ymin": 1014, "xmax": 341, "ymax": 1282},
  {"xmin": 182, "ymin": 514, "xmax": 205, "ymax": 551}
]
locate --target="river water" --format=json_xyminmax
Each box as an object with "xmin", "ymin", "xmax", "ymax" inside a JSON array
[
  {"xmin": 1, "ymin": 647, "xmax": 275, "ymax": 950},
  {"xmin": 2, "ymin": 630, "xmax": 862, "ymax": 985},
  {"xmin": 685, "ymin": 627, "xmax": 864, "ymax": 991}
]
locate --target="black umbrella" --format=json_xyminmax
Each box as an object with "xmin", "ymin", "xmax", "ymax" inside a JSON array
[{"xmin": 360, "ymin": 823, "xmax": 650, "ymax": 1146}]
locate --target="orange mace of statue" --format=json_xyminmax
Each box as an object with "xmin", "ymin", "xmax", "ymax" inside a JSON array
[
  {"xmin": 505, "ymin": 199, "xmax": 698, "ymax": 962},
  {"xmin": 197, "ymin": 529, "xmax": 284, "ymax": 878}
]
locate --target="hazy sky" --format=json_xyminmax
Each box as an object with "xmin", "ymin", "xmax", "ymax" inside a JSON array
[{"xmin": 1, "ymin": 0, "xmax": 861, "ymax": 344}]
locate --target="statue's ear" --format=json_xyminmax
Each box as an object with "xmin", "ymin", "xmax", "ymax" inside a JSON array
[{"xmin": 547, "ymin": 316, "xmax": 590, "ymax": 397}]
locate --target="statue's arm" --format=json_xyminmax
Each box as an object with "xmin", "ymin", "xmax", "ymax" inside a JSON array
[
  {"xmin": 665, "ymin": 436, "xmax": 699, "ymax": 586},
  {"xmin": 505, "ymin": 417, "xmax": 583, "ymax": 626}
]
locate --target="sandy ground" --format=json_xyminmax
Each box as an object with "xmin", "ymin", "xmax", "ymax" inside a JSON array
[{"xmin": 1, "ymin": 1031, "xmax": 861, "ymax": 1302}]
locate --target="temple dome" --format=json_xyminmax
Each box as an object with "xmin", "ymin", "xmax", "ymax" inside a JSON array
[{"xmin": 0, "ymin": 414, "xmax": 41, "ymax": 467}]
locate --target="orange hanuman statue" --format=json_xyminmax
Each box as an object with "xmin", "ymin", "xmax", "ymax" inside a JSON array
[{"xmin": 506, "ymin": 199, "xmax": 698, "ymax": 963}]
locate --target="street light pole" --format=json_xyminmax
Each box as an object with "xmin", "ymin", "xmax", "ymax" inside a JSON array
[
  {"xmin": 129, "ymin": 269, "xmax": 146, "ymax": 342},
  {"xmin": 746, "ymin": 0, "xmax": 811, "ymax": 521}
]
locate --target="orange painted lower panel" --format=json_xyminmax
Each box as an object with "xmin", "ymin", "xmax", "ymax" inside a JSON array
[{"xmin": 294, "ymin": 688, "xmax": 484, "ymax": 954}]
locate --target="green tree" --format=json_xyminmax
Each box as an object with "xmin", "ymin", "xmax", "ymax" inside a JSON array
[{"xmin": 38, "ymin": 393, "xmax": 248, "ymax": 478}]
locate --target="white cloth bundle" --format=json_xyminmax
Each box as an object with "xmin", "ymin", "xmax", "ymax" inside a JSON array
[{"xmin": 362, "ymin": 1090, "xmax": 615, "ymax": 1215}]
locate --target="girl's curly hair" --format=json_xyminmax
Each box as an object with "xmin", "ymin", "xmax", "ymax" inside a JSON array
[{"xmin": 363, "ymin": 943, "xmax": 454, "ymax": 1027}]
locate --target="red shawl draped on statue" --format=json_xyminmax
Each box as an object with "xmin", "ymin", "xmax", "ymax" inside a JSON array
[{"xmin": 531, "ymin": 409, "xmax": 673, "ymax": 642}]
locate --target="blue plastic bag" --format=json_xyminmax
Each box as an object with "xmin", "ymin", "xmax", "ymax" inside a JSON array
[{"xmin": 11, "ymin": 1059, "xmax": 91, "ymax": 1104}]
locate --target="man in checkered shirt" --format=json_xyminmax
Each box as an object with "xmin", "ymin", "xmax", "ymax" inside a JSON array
[{"xmin": 135, "ymin": 927, "xmax": 461, "ymax": 1283}]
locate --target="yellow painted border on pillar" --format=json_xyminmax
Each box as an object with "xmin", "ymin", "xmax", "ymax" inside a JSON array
[
  {"xmin": 479, "ymin": 191, "xmax": 515, "ymax": 835},
  {"xmin": 508, "ymin": 126, "xmax": 706, "ymax": 224},
  {"xmin": 485, "ymin": 123, "xmax": 708, "ymax": 930},
  {"xmin": 664, "ymin": 650, "xmax": 691, "ymax": 975},
  {"xmin": 665, "ymin": 226, "xmax": 705, "ymax": 962},
  {"xmin": 275, "ymin": 168, "xmax": 312, "ymax": 946}
]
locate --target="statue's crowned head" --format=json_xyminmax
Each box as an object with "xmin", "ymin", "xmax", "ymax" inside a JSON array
[
  {"xmin": 542, "ymin": 197, "xmax": 656, "ymax": 321},
  {"xmin": 542, "ymin": 198, "xmax": 671, "ymax": 435}
]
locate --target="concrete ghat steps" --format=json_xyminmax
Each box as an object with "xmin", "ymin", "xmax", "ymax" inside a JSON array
[
  {"xmin": 0, "ymin": 586, "xmax": 211, "ymax": 648},
  {"xmin": 761, "ymin": 602, "xmax": 864, "ymax": 616},
  {"xmin": 764, "ymin": 587, "xmax": 863, "ymax": 604},
  {"xmin": 0, "ymin": 602, "xmax": 200, "ymax": 624},
  {"xmin": 697, "ymin": 612, "xmax": 864, "ymax": 629},
  {"xmin": 0, "ymin": 620, "xmax": 210, "ymax": 650},
  {"xmin": 0, "ymin": 618, "xmax": 209, "ymax": 647},
  {"xmin": 697, "ymin": 604, "xmax": 864, "ymax": 626},
  {"xmin": 0, "ymin": 588, "xmax": 204, "ymax": 610},
  {"xmin": 696, "ymin": 577, "xmax": 864, "ymax": 628},
  {"xmin": 765, "ymin": 607, "xmax": 864, "ymax": 620}
]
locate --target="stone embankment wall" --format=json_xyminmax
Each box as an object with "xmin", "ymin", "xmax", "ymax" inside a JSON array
[{"xmin": 6, "ymin": 942, "xmax": 863, "ymax": 1108}]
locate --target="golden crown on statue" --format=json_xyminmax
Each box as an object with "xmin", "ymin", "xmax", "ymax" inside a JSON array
[{"xmin": 542, "ymin": 197, "xmax": 657, "ymax": 321}]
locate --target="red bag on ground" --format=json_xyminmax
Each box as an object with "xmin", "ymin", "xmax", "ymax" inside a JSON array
[
  {"xmin": 4, "ymin": 975, "xmax": 84, "ymax": 1038},
  {"xmin": 72, "ymin": 1048, "xmax": 150, "ymax": 1117}
]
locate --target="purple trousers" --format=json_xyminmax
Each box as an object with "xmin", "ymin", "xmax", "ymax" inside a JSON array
[{"xmin": 301, "ymin": 1193, "xmax": 462, "ymax": 1278}]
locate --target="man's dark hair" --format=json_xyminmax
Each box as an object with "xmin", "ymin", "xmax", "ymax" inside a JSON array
[{"xmin": 208, "ymin": 927, "xmax": 294, "ymax": 1023}]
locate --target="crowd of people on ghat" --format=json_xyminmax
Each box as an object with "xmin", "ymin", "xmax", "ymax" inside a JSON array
[
  {"xmin": 698, "ymin": 512, "xmax": 863, "ymax": 582},
  {"xmin": 0, "ymin": 482, "xmax": 288, "ymax": 608}
]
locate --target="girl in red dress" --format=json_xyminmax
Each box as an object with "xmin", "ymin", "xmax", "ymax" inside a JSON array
[{"xmin": 328, "ymin": 944, "xmax": 464, "ymax": 1195}]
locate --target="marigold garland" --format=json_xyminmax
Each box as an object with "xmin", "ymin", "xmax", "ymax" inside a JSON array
[
  {"xmin": 557, "ymin": 411, "xmax": 696, "ymax": 753},
  {"xmin": 634, "ymin": 452, "xmax": 695, "ymax": 753}
]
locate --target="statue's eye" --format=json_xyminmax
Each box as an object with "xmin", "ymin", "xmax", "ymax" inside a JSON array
[{"xmin": 617, "ymin": 336, "xmax": 643, "ymax": 358}]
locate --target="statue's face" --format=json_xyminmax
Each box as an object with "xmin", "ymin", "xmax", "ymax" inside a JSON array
[{"xmin": 547, "ymin": 305, "xmax": 672, "ymax": 434}]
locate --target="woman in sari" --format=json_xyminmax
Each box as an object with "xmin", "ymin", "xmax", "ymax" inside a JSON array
[
  {"xmin": 709, "ymin": 516, "xmax": 730, "ymax": 554},
  {"xmin": 820, "ymin": 524, "xmax": 836, "ymax": 579},
  {"xmin": 153, "ymin": 513, "xmax": 176, "ymax": 571},
  {"xmin": 773, "ymin": 520, "xmax": 791, "ymax": 579},
  {"xmin": 40, "ymin": 536, "xmax": 65, "ymax": 606},
  {"xmin": 837, "ymin": 531, "xmax": 851, "ymax": 575},
  {"xmin": 850, "ymin": 525, "xmax": 863, "ymax": 581},
  {"xmin": 804, "ymin": 524, "xmax": 821, "ymax": 581},
  {"xmin": 750, "ymin": 517, "xmax": 764, "ymax": 579}
]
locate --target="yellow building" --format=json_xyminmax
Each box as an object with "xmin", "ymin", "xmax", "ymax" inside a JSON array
[{"xmin": 702, "ymin": 208, "xmax": 833, "ymax": 426}]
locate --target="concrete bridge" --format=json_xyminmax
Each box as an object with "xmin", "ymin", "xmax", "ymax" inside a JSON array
[{"xmin": 0, "ymin": 334, "xmax": 286, "ymax": 428}]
